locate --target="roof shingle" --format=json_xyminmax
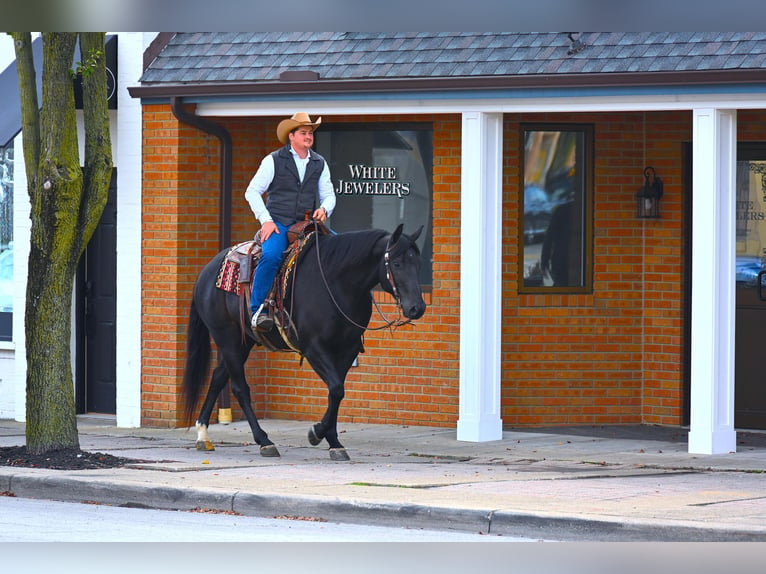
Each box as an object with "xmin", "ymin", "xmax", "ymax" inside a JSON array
[{"xmin": 139, "ymin": 32, "xmax": 766, "ymax": 85}]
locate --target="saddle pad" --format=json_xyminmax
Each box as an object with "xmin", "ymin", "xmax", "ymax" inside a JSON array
[{"xmin": 215, "ymin": 255, "xmax": 242, "ymax": 295}]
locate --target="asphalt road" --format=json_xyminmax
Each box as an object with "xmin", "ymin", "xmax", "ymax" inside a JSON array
[
  {"xmin": 0, "ymin": 496, "xmax": 538, "ymax": 543},
  {"xmin": 4, "ymin": 497, "xmax": 763, "ymax": 574}
]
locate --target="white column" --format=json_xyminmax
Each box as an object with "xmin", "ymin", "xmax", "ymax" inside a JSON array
[
  {"xmin": 114, "ymin": 33, "xmax": 148, "ymax": 428},
  {"xmin": 456, "ymin": 112, "xmax": 503, "ymax": 442},
  {"xmin": 12, "ymin": 131, "xmax": 30, "ymax": 422},
  {"xmin": 688, "ymin": 108, "xmax": 737, "ymax": 455}
]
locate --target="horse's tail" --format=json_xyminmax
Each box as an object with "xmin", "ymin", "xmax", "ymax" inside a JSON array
[{"xmin": 182, "ymin": 292, "xmax": 211, "ymax": 427}]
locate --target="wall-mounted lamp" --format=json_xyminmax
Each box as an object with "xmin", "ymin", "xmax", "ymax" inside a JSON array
[{"xmin": 636, "ymin": 166, "xmax": 663, "ymax": 219}]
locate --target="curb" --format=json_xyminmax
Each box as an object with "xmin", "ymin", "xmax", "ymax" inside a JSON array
[
  {"xmin": 5, "ymin": 473, "xmax": 766, "ymax": 542},
  {"xmin": 487, "ymin": 510, "xmax": 766, "ymax": 542},
  {"xmin": 8, "ymin": 474, "xmax": 232, "ymax": 511}
]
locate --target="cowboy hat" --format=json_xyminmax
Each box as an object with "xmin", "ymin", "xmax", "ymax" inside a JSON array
[{"xmin": 276, "ymin": 112, "xmax": 322, "ymax": 144}]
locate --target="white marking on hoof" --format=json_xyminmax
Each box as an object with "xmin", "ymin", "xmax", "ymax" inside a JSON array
[{"xmin": 195, "ymin": 422, "xmax": 214, "ymax": 450}]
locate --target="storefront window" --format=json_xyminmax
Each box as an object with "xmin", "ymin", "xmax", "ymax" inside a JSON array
[
  {"xmin": 735, "ymin": 144, "xmax": 766, "ymax": 290},
  {"xmin": 0, "ymin": 145, "xmax": 13, "ymax": 341},
  {"xmin": 520, "ymin": 124, "xmax": 593, "ymax": 293},
  {"xmin": 315, "ymin": 123, "xmax": 433, "ymax": 286}
]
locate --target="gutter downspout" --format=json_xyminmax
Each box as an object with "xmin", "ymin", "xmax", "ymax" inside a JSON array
[{"xmin": 170, "ymin": 96, "xmax": 233, "ymax": 423}]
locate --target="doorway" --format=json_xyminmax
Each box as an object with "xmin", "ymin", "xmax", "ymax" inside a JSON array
[
  {"xmin": 76, "ymin": 169, "xmax": 117, "ymax": 414},
  {"xmin": 734, "ymin": 144, "xmax": 766, "ymax": 429},
  {"xmin": 684, "ymin": 143, "xmax": 766, "ymax": 430}
]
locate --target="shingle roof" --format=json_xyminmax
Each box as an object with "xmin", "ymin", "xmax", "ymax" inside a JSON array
[{"xmin": 140, "ymin": 32, "xmax": 766, "ymax": 85}]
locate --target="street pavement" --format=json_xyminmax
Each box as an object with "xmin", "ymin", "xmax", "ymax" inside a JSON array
[{"xmin": 2, "ymin": 416, "xmax": 766, "ymax": 542}]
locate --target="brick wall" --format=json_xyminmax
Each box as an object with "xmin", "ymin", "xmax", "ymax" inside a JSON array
[
  {"xmin": 141, "ymin": 106, "xmax": 765, "ymax": 429},
  {"xmin": 141, "ymin": 104, "xmax": 220, "ymax": 427}
]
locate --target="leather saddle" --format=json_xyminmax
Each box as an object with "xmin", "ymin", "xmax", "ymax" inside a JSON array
[{"xmin": 219, "ymin": 218, "xmax": 328, "ymax": 350}]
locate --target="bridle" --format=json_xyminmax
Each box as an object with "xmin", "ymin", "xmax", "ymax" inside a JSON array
[
  {"xmin": 313, "ymin": 221, "xmax": 413, "ymax": 332},
  {"xmin": 383, "ymin": 234, "xmax": 402, "ymax": 308}
]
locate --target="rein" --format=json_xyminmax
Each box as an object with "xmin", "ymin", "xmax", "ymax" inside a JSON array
[{"xmin": 312, "ymin": 221, "xmax": 412, "ymax": 332}]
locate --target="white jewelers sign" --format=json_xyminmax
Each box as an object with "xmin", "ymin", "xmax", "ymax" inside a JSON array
[{"xmin": 336, "ymin": 164, "xmax": 411, "ymax": 198}]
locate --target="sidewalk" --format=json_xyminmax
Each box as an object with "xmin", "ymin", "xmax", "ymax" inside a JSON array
[{"xmin": 2, "ymin": 416, "xmax": 766, "ymax": 541}]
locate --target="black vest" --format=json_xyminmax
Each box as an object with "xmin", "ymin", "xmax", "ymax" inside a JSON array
[{"xmin": 266, "ymin": 145, "xmax": 327, "ymax": 226}]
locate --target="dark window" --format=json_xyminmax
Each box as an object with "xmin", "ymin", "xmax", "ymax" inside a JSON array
[
  {"xmin": 520, "ymin": 124, "xmax": 593, "ymax": 293},
  {"xmin": 315, "ymin": 123, "xmax": 433, "ymax": 286}
]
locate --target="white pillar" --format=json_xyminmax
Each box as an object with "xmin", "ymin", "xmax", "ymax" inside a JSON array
[
  {"xmin": 688, "ymin": 108, "xmax": 737, "ymax": 455},
  {"xmin": 456, "ymin": 112, "xmax": 503, "ymax": 442},
  {"xmin": 114, "ymin": 33, "xmax": 148, "ymax": 428},
  {"xmin": 12, "ymin": 131, "xmax": 30, "ymax": 422}
]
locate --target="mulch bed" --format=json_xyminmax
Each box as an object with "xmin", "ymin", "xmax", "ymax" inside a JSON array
[{"xmin": 0, "ymin": 446, "xmax": 141, "ymax": 470}]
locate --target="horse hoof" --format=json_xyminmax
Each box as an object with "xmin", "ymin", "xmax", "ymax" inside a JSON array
[
  {"xmin": 308, "ymin": 425, "xmax": 323, "ymax": 446},
  {"xmin": 196, "ymin": 440, "xmax": 215, "ymax": 451},
  {"xmin": 329, "ymin": 448, "xmax": 350, "ymax": 461},
  {"xmin": 260, "ymin": 444, "xmax": 281, "ymax": 457}
]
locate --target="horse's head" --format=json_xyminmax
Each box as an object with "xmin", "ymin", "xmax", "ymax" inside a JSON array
[{"xmin": 380, "ymin": 224, "xmax": 427, "ymax": 320}]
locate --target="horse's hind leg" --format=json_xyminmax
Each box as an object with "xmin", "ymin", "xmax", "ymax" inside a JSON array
[
  {"xmin": 194, "ymin": 360, "xmax": 229, "ymax": 451},
  {"xmin": 220, "ymin": 347, "xmax": 280, "ymax": 458}
]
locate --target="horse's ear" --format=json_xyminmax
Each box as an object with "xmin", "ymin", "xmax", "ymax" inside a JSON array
[
  {"xmin": 391, "ymin": 223, "xmax": 404, "ymax": 244},
  {"xmin": 409, "ymin": 225, "xmax": 424, "ymax": 244}
]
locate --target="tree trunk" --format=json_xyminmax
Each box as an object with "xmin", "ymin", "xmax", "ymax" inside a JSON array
[{"xmin": 12, "ymin": 32, "xmax": 112, "ymax": 454}]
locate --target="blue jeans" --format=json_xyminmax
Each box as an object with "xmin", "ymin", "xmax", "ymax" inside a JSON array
[{"xmin": 250, "ymin": 221, "xmax": 290, "ymax": 314}]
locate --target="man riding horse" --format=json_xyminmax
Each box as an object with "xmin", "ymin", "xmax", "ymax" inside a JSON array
[
  {"xmin": 245, "ymin": 112, "xmax": 336, "ymax": 332},
  {"xmin": 183, "ymin": 113, "xmax": 427, "ymax": 461}
]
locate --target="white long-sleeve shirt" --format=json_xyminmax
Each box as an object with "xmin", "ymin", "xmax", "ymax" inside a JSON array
[{"xmin": 244, "ymin": 147, "xmax": 336, "ymax": 225}]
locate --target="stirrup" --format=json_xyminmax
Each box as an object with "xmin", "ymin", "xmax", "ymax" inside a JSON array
[{"xmin": 252, "ymin": 303, "xmax": 274, "ymax": 332}]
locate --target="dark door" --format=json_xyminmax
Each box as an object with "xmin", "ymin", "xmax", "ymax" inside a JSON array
[
  {"xmin": 684, "ymin": 144, "xmax": 766, "ymax": 429},
  {"xmin": 76, "ymin": 170, "xmax": 117, "ymax": 414},
  {"xmin": 734, "ymin": 145, "xmax": 766, "ymax": 429}
]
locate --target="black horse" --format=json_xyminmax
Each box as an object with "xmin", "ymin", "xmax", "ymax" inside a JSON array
[{"xmin": 182, "ymin": 223, "xmax": 426, "ymax": 461}]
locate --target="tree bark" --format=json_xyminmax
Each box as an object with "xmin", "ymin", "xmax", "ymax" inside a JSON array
[
  {"xmin": 79, "ymin": 33, "xmax": 113, "ymax": 248},
  {"xmin": 12, "ymin": 32, "xmax": 112, "ymax": 454}
]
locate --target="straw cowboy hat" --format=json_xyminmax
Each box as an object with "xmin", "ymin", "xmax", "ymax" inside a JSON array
[{"xmin": 276, "ymin": 112, "xmax": 322, "ymax": 144}]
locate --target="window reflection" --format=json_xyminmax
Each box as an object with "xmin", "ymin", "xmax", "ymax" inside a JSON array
[
  {"xmin": 521, "ymin": 126, "xmax": 591, "ymax": 292},
  {"xmin": 735, "ymin": 157, "xmax": 766, "ymax": 289},
  {"xmin": 0, "ymin": 145, "xmax": 13, "ymax": 341}
]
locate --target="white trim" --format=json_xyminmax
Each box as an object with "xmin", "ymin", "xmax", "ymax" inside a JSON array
[
  {"xmin": 12, "ymin": 130, "xmax": 29, "ymax": 422},
  {"xmin": 113, "ymin": 32, "xmax": 149, "ymax": 428},
  {"xmin": 194, "ymin": 92, "xmax": 766, "ymax": 118},
  {"xmin": 688, "ymin": 108, "xmax": 738, "ymax": 455},
  {"xmin": 456, "ymin": 112, "xmax": 504, "ymax": 442}
]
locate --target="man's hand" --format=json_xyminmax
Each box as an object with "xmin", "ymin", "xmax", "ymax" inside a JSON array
[
  {"xmin": 260, "ymin": 220, "xmax": 279, "ymax": 241},
  {"xmin": 313, "ymin": 207, "xmax": 327, "ymax": 223}
]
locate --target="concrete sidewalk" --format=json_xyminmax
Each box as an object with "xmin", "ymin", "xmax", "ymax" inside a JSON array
[{"xmin": 2, "ymin": 416, "xmax": 766, "ymax": 541}]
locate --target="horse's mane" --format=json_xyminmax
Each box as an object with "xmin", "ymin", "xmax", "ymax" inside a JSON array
[{"xmin": 307, "ymin": 228, "xmax": 388, "ymax": 269}]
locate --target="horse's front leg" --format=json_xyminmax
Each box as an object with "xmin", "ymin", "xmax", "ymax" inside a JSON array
[
  {"xmin": 308, "ymin": 383, "xmax": 349, "ymax": 461},
  {"xmin": 306, "ymin": 352, "xmax": 353, "ymax": 461}
]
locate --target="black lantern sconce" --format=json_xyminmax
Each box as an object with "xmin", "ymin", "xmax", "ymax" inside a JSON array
[{"xmin": 636, "ymin": 166, "xmax": 663, "ymax": 219}]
